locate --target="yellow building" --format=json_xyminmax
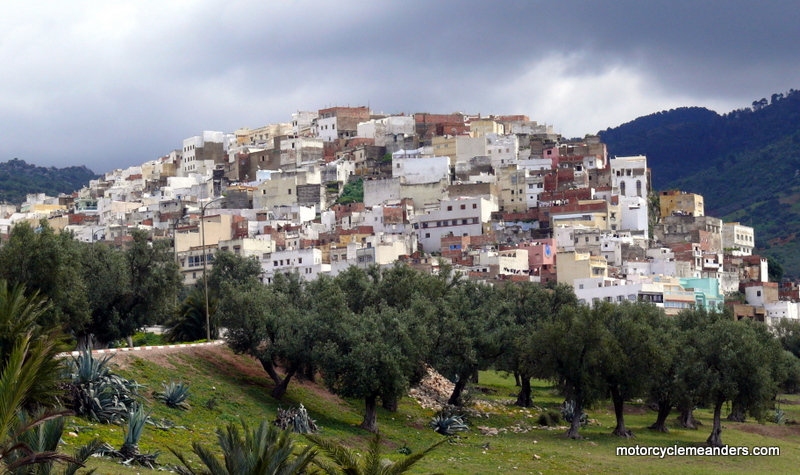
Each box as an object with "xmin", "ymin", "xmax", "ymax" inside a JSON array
[
  {"xmin": 659, "ymin": 190, "xmax": 704, "ymax": 218},
  {"xmin": 550, "ymin": 200, "xmax": 620, "ymax": 231},
  {"xmin": 497, "ymin": 166, "xmax": 528, "ymax": 213},
  {"xmin": 557, "ymin": 251, "xmax": 608, "ymax": 285},
  {"xmin": 469, "ymin": 119, "xmax": 503, "ymax": 137},
  {"xmin": 432, "ymin": 135, "xmax": 457, "ymax": 166}
]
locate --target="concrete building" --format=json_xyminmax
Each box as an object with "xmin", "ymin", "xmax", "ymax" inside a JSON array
[
  {"xmin": 660, "ymin": 190, "xmax": 704, "ymax": 218},
  {"xmin": 557, "ymin": 251, "xmax": 608, "ymax": 285},
  {"xmin": 412, "ymin": 197, "xmax": 496, "ymax": 252},
  {"xmin": 316, "ymin": 106, "xmax": 371, "ymax": 142},
  {"xmin": 722, "ymin": 222, "xmax": 755, "ymax": 256},
  {"xmin": 181, "ymin": 131, "xmax": 235, "ymax": 176}
]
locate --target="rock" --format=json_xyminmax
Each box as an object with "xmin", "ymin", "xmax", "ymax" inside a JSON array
[
  {"xmin": 478, "ymin": 426, "xmax": 499, "ymax": 436},
  {"xmin": 67, "ymin": 432, "xmax": 78, "ymax": 437},
  {"xmin": 532, "ymin": 454, "xmax": 541, "ymax": 460}
]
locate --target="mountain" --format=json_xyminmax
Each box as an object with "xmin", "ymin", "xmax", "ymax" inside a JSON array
[
  {"xmin": 0, "ymin": 158, "xmax": 99, "ymax": 205},
  {"xmin": 599, "ymin": 90, "xmax": 800, "ymax": 277}
]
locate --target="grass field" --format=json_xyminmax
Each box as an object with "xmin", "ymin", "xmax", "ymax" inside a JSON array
[{"xmin": 66, "ymin": 345, "xmax": 800, "ymax": 474}]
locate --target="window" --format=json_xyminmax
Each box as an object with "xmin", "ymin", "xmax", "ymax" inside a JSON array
[
  {"xmin": 288, "ymin": 189, "xmax": 292, "ymax": 194},
  {"xmin": 425, "ymin": 233, "xmax": 430, "ymax": 238},
  {"xmin": 460, "ymin": 204, "xmax": 466, "ymax": 210},
  {"xmin": 298, "ymin": 258, "xmax": 302, "ymax": 264},
  {"xmin": 447, "ymin": 206, "xmax": 453, "ymax": 211},
  {"xmin": 473, "ymin": 203, "xmax": 477, "ymax": 209}
]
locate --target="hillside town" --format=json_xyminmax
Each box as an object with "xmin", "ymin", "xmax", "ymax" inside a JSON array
[{"xmin": 0, "ymin": 107, "xmax": 793, "ymax": 324}]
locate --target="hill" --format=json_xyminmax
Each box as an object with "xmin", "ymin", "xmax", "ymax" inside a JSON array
[
  {"xmin": 68, "ymin": 344, "xmax": 800, "ymax": 474},
  {"xmin": 0, "ymin": 158, "xmax": 98, "ymax": 205},
  {"xmin": 599, "ymin": 90, "xmax": 800, "ymax": 277}
]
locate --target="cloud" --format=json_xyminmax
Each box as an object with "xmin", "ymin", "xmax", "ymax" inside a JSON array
[{"xmin": 0, "ymin": 0, "xmax": 798, "ymax": 172}]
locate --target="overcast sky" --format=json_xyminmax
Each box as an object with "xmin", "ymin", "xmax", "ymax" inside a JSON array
[{"xmin": 1, "ymin": 0, "xmax": 797, "ymax": 173}]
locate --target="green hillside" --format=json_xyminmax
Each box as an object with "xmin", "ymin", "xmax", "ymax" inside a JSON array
[
  {"xmin": 600, "ymin": 90, "xmax": 800, "ymax": 277},
  {"xmin": 0, "ymin": 158, "xmax": 98, "ymax": 205},
  {"xmin": 69, "ymin": 345, "xmax": 800, "ymax": 474}
]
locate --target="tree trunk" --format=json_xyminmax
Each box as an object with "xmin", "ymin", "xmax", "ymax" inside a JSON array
[
  {"xmin": 447, "ymin": 378, "xmax": 469, "ymax": 406},
  {"xmin": 382, "ymin": 394, "xmax": 398, "ymax": 412},
  {"xmin": 304, "ymin": 364, "xmax": 316, "ymax": 383},
  {"xmin": 514, "ymin": 372, "xmax": 521, "ymax": 387},
  {"xmin": 707, "ymin": 400, "xmax": 724, "ymax": 447},
  {"xmin": 564, "ymin": 401, "xmax": 583, "ymax": 439},
  {"xmin": 125, "ymin": 335, "xmax": 134, "ymax": 348},
  {"xmin": 610, "ymin": 387, "xmax": 634, "ymax": 438},
  {"xmin": 677, "ymin": 407, "xmax": 699, "ymax": 429},
  {"xmin": 565, "ymin": 399, "xmax": 585, "ymax": 439},
  {"xmin": 727, "ymin": 401, "xmax": 746, "ymax": 422},
  {"xmin": 360, "ymin": 395, "xmax": 379, "ymax": 433},
  {"xmin": 258, "ymin": 358, "xmax": 295, "ymax": 400},
  {"xmin": 515, "ymin": 374, "xmax": 533, "ymax": 407},
  {"xmin": 648, "ymin": 400, "xmax": 671, "ymax": 433},
  {"xmin": 470, "ymin": 370, "xmax": 479, "ymax": 384}
]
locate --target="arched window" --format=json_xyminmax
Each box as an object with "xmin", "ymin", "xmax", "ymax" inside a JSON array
[
  {"xmin": 620, "ymin": 181, "xmax": 626, "ymax": 196},
  {"xmin": 636, "ymin": 180, "xmax": 642, "ymax": 197}
]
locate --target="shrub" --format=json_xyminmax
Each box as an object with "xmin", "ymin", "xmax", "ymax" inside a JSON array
[
  {"xmin": 154, "ymin": 382, "xmax": 190, "ymax": 410},
  {"xmin": 537, "ymin": 410, "xmax": 562, "ymax": 427}
]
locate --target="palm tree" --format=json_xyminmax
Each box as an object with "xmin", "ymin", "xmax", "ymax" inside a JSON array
[
  {"xmin": 0, "ymin": 281, "xmax": 66, "ymax": 409},
  {"xmin": 165, "ymin": 288, "xmax": 218, "ymax": 343},
  {"xmin": 5, "ymin": 414, "xmax": 103, "ymax": 475},
  {"xmin": 169, "ymin": 419, "xmax": 317, "ymax": 475},
  {"xmin": 304, "ymin": 433, "xmax": 446, "ymax": 475},
  {"xmin": 0, "ymin": 334, "xmax": 77, "ymax": 473}
]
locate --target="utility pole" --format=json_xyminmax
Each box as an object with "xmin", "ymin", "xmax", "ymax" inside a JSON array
[{"xmin": 201, "ymin": 196, "xmax": 223, "ymax": 341}]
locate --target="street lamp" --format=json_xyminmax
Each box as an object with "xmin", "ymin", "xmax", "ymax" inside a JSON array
[{"xmin": 201, "ymin": 196, "xmax": 223, "ymax": 341}]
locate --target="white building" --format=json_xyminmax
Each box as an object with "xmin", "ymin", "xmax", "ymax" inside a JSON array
[
  {"xmin": 611, "ymin": 155, "xmax": 649, "ymax": 237},
  {"xmin": 722, "ymin": 222, "xmax": 755, "ymax": 256},
  {"xmin": 412, "ymin": 197, "xmax": 496, "ymax": 252},
  {"xmin": 485, "ymin": 133, "xmax": 519, "ymax": 169},
  {"xmin": 181, "ymin": 131, "xmax": 235, "ymax": 176},
  {"xmin": 357, "ymin": 116, "xmax": 415, "ymax": 146},
  {"xmin": 261, "ymin": 248, "xmax": 330, "ymax": 284},
  {"xmin": 765, "ymin": 301, "xmax": 800, "ymax": 326},
  {"xmin": 392, "ymin": 150, "xmax": 449, "ymax": 185}
]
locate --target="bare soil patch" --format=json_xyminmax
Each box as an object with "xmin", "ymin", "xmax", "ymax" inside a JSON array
[
  {"xmin": 736, "ymin": 423, "xmax": 800, "ymax": 441},
  {"xmin": 604, "ymin": 404, "xmax": 647, "ymax": 415}
]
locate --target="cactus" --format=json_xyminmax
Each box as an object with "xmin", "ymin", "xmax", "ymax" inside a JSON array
[
  {"xmin": 561, "ymin": 400, "xmax": 588, "ymax": 427},
  {"xmin": 273, "ymin": 404, "xmax": 319, "ymax": 433}
]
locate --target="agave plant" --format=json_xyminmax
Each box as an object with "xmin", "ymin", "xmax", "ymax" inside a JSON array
[
  {"xmin": 99, "ymin": 406, "xmax": 159, "ymax": 468},
  {"xmin": 64, "ymin": 350, "xmax": 142, "ymax": 423},
  {"xmin": 429, "ymin": 413, "xmax": 469, "ymax": 436},
  {"xmin": 154, "ymin": 382, "xmax": 190, "ymax": 410},
  {"xmin": 170, "ymin": 419, "xmax": 317, "ymax": 475},
  {"xmin": 305, "ymin": 432, "xmax": 447, "ymax": 475},
  {"xmin": 273, "ymin": 404, "xmax": 318, "ymax": 434}
]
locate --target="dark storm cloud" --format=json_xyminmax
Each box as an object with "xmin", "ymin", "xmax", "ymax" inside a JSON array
[{"xmin": 0, "ymin": 0, "xmax": 797, "ymax": 172}]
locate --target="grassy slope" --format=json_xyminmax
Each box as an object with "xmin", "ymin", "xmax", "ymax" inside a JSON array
[{"xmin": 67, "ymin": 346, "xmax": 800, "ymax": 474}]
